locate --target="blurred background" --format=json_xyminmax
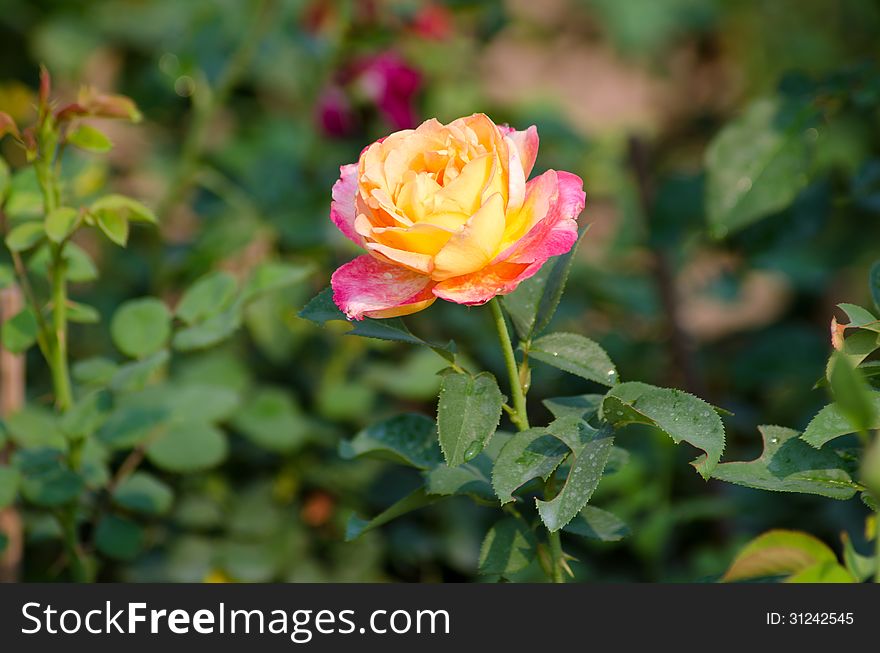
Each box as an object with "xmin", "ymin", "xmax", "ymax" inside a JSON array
[{"xmin": 0, "ymin": 0, "xmax": 878, "ymax": 581}]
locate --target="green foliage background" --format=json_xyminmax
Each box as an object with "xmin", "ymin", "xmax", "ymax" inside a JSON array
[{"xmin": 0, "ymin": 0, "xmax": 878, "ymax": 581}]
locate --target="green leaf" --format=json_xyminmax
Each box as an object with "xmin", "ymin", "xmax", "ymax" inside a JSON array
[
  {"xmin": 828, "ymin": 351, "xmax": 877, "ymax": 433},
  {"xmin": 345, "ymin": 488, "xmax": 437, "ymax": 541},
  {"xmin": 602, "ymin": 382, "xmax": 725, "ymax": 479},
  {"xmin": 1, "ymin": 306, "xmax": 38, "ymax": 353},
  {"xmin": 97, "ymin": 405, "xmax": 168, "ymax": 450},
  {"xmin": 543, "ymin": 394, "xmax": 604, "ymax": 421},
  {"xmin": 0, "ymin": 465, "xmax": 20, "ymax": 509},
  {"xmin": 242, "ymin": 261, "xmax": 313, "ymax": 301},
  {"xmin": 785, "ymin": 561, "xmax": 857, "ymax": 583},
  {"xmin": 175, "ymin": 271, "xmax": 237, "ymax": 325},
  {"xmin": 111, "ymin": 298, "xmax": 171, "ymax": 358},
  {"xmin": 60, "ymin": 389, "xmax": 113, "ymax": 440},
  {"xmin": 424, "ymin": 431, "xmax": 511, "ymax": 501},
  {"xmin": 339, "ymin": 413, "xmax": 442, "ymax": 469},
  {"xmin": 706, "ymin": 97, "xmax": 813, "ymax": 236},
  {"xmin": 841, "ymin": 532, "xmax": 875, "ymax": 582},
  {"xmin": 110, "ymin": 349, "xmax": 169, "ymax": 392},
  {"xmin": 563, "ymin": 505, "xmax": 630, "ymax": 542},
  {"xmin": 5, "ymin": 221, "xmax": 44, "ymax": 252},
  {"xmin": 437, "ymin": 371, "xmax": 504, "ymax": 466},
  {"xmin": 28, "ymin": 242, "xmax": 98, "ymax": 282},
  {"xmin": 722, "ymin": 530, "xmax": 848, "ymax": 582},
  {"xmin": 13, "ymin": 448, "xmax": 82, "ymax": 507},
  {"xmin": 479, "ymin": 517, "xmax": 538, "ymax": 576},
  {"xmin": 146, "ymin": 420, "xmax": 228, "ymax": 473},
  {"xmin": 90, "ymin": 194, "xmax": 156, "ymax": 224},
  {"xmin": 711, "ymin": 425, "xmax": 858, "ymax": 500},
  {"xmin": 837, "ymin": 303, "xmax": 880, "ymax": 331},
  {"xmin": 95, "ymin": 207, "xmax": 129, "ymax": 246},
  {"xmin": 45, "ymin": 207, "xmax": 79, "ymax": 243},
  {"xmin": 231, "ymin": 387, "xmax": 309, "ymax": 452},
  {"xmin": 67, "ymin": 124, "xmax": 113, "ymax": 152},
  {"xmin": 298, "ymin": 287, "xmax": 453, "ymax": 355},
  {"xmin": 112, "ymin": 472, "xmax": 173, "ymax": 516},
  {"xmin": 801, "ymin": 395, "xmax": 880, "ymax": 448},
  {"xmin": 172, "ymin": 306, "xmax": 241, "ymax": 351},
  {"xmin": 529, "ymin": 332, "xmax": 618, "ymax": 386},
  {"xmin": 870, "ymin": 261, "xmax": 880, "ymax": 314},
  {"xmin": 95, "ymin": 514, "xmax": 144, "ymax": 561},
  {"xmin": 72, "ymin": 357, "xmax": 119, "ymax": 386},
  {"xmin": 501, "ymin": 226, "xmax": 589, "ymax": 339},
  {"xmin": 492, "ymin": 427, "xmax": 570, "ymax": 504},
  {"xmin": 5, "ymin": 406, "xmax": 66, "ymax": 449},
  {"xmin": 298, "ymin": 287, "xmax": 345, "ymax": 325},
  {"xmin": 67, "ymin": 301, "xmax": 100, "ymax": 324},
  {"xmin": 536, "ymin": 420, "xmax": 615, "ymax": 532},
  {"xmin": 122, "ymin": 383, "xmax": 240, "ymax": 425}
]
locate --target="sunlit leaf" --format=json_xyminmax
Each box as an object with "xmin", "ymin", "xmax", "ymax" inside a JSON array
[
  {"xmin": 602, "ymin": 382, "xmax": 725, "ymax": 479},
  {"xmin": 722, "ymin": 529, "xmax": 852, "ymax": 582},
  {"xmin": 711, "ymin": 425, "xmax": 858, "ymax": 499},
  {"xmin": 529, "ymin": 332, "xmax": 618, "ymax": 386}
]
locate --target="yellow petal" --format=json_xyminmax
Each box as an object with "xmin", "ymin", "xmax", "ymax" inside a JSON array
[
  {"xmin": 432, "ymin": 193, "xmax": 506, "ymax": 281},
  {"xmin": 366, "ymin": 242, "xmax": 434, "ymax": 275},
  {"xmin": 370, "ymin": 223, "xmax": 453, "ymax": 256},
  {"xmin": 433, "ymin": 153, "xmax": 493, "ymax": 215}
]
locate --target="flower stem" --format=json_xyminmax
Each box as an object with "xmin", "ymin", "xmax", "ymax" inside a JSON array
[
  {"xmin": 488, "ymin": 298, "xmax": 565, "ymax": 582},
  {"xmin": 548, "ymin": 529, "xmax": 565, "ymax": 583},
  {"xmin": 50, "ymin": 245, "xmax": 73, "ymax": 412},
  {"xmin": 488, "ymin": 298, "xmax": 528, "ymax": 430}
]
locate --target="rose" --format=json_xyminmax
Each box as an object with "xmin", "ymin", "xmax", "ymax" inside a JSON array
[{"xmin": 330, "ymin": 113, "xmax": 586, "ymax": 319}]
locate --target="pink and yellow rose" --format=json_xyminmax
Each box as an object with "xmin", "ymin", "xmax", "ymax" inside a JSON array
[{"xmin": 330, "ymin": 113, "xmax": 586, "ymax": 319}]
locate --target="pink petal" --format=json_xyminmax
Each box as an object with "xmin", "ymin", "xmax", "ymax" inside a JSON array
[
  {"xmin": 500, "ymin": 124, "xmax": 539, "ymax": 178},
  {"xmin": 330, "ymin": 163, "xmax": 362, "ymax": 246},
  {"xmin": 332, "ymin": 255, "xmax": 436, "ymax": 320},
  {"xmin": 434, "ymin": 171, "xmax": 585, "ymax": 307},
  {"xmin": 503, "ymin": 170, "xmax": 584, "ymax": 266},
  {"xmin": 432, "ymin": 261, "xmax": 538, "ymax": 306}
]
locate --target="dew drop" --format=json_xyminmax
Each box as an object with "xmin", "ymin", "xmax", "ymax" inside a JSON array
[{"xmin": 464, "ymin": 441, "xmax": 483, "ymax": 461}]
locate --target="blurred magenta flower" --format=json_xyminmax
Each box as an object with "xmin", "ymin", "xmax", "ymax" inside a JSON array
[
  {"xmin": 317, "ymin": 52, "xmax": 421, "ymax": 138},
  {"xmin": 317, "ymin": 85, "xmax": 356, "ymax": 138},
  {"xmin": 352, "ymin": 53, "xmax": 421, "ymax": 131}
]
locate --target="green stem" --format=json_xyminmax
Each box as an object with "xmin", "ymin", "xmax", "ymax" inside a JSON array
[
  {"xmin": 488, "ymin": 298, "xmax": 566, "ymax": 582},
  {"xmin": 548, "ymin": 529, "xmax": 565, "ymax": 583},
  {"xmin": 58, "ymin": 509, "xmax": 90, "ymax": 583},
  {"xmin": 50, "ymin": 245, "xmax": 72, "ymax": 412},
  {"xmin": 488, "ymin": 298, "xmax": 529, "ymax": 430}
]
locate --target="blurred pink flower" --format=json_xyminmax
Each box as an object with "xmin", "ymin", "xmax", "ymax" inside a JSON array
[
  {"xmin": 352, "ymin": 53, "xmax": 421, "ymax": 131},
  {"xmin": 316, "ymin": 85, "xmax": 356, "ymax": 138}
]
